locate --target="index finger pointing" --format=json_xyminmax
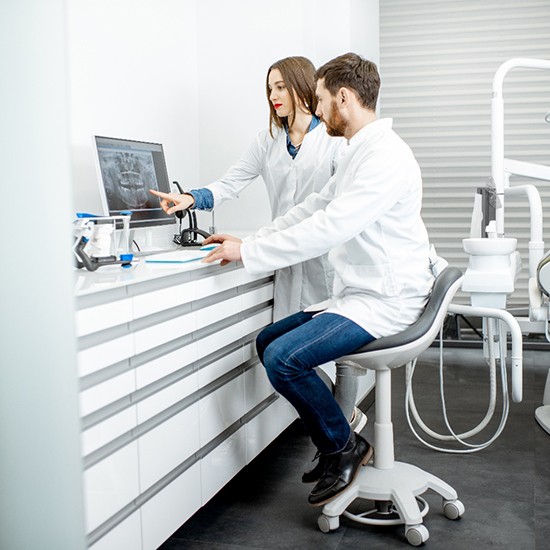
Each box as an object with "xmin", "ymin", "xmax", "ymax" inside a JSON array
[{"xmin": 149, "ymin": 189, "xmax": 169, "ymax": 199}]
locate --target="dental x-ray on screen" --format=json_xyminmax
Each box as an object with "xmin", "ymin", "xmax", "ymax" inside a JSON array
[{"xmin": 94, "ymin": 135, "xmax": 173, "ymax": 227}]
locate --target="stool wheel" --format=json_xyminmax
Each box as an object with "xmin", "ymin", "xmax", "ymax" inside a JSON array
[
  {"xmin": 405, "ymin": 524, "xmax": 429, "ymax": 546},
  {"xmin": 317, "ymin": 514, "xmax": 339, "ymax": 533},
  {"xmin": 443, "ymin": 499, "xmax": 465, "ymax": 520}
]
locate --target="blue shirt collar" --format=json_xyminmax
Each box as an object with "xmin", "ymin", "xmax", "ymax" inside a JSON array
[{"xmin": 285, "ymin": 115, "xmax": 320, "ymax": 158}]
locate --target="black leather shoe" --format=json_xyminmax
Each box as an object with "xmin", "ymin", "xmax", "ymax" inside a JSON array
[
  {"xmin": 308, "ymin": 433, "xmax": 373, "ymax": 507},
  {"xmin": 302, "ymin": 409, "xmax": 368, "ymax": 484},
  {"xmin": 302, "ymin": 453, "xmax": 328, "ymax": 484}
]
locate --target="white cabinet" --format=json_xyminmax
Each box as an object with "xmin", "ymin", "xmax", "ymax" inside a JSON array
[
  {"xmin": 75, "ymin": 264, "xmax": 288, "ymax": 550},
  {"xmin": 138, "ymin": 404, "xmax": 201, "ymax": 491},
  {"xmin": 137, "ymin": 371, "xmax": 199, "ymax": 421},
  {"xmin": 83, "ymin": 442, "xmax": 140, "ymax": 533},
  {"xmin": 76, "ymin": 298, "xmax": 133, "ymax": 337},
  {"xmin": 77, "ymin": 334, "xmax": 133, "ymax": 377},
  {"xmin": 135, "ymin": 342, "xmax": 198, "ymax": 389},
  {"xmin": 197, "ymin": 348, "xmax": 244, "ymax": 386},
  {"xmin": 199, "ymin": 375, "xmax": 245, "ymax": 447},
  {"xmin": 132, "ymin": 280, "xmax": 196, "ymax": 318},
  {"xmin": 80, "ymin": 370, "xmax": 136, "ymax": 416},
  {"xmin": 200, "ymin": 429, "xmax": 247, "ymax": 505},
  {"xmin": 246, "ymin": 403, "xmax": 283, "ymax": 464},
  {"xmin": 244, "ymin": 363, "xmax": 274, "ymax": 412},
  {"xmin": 81, "ymin": 407, "xmax": 138, "ymax": 456},
  {"xmin": 88, "ymin": 512, "xmax": 141, "ymax": 550},
  {"xmin": 133, "ymin": 310, "xmax": 196, "ymax": 354},
  {"xmin": 140, "ymin": 463, "xmax": 202, "ymax": 550}
]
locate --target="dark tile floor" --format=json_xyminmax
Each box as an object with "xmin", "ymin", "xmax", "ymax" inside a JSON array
[{"xmin": 160, "ymin": 347, "xmax": 550, "ymax": 549}]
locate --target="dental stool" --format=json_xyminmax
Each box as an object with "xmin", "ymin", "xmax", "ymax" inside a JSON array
[{"xmin": 318, "ymin": 266, "xmax": 464, "ymax": 546}]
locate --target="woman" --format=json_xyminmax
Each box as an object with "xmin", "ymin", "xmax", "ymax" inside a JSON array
[{"xmin": 150, "ymin": 56, "xmax": 343, "ymax": 319}]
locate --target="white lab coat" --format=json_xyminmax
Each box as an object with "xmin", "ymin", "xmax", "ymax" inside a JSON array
[
  {"xmin": 206, "ymin": 123, "xmax": 344, "ymax": 319},
  {"xmin": 240, "ymin": 119, "xmax": 434, "ymax": 338}
]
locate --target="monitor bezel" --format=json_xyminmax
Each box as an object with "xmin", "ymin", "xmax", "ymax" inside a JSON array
[{"xmin": 93, "ymin": 135, "xmax": 175, "ymax": 229}]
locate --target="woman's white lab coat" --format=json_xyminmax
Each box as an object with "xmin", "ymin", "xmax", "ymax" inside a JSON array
[
  {"xmin": 240, "ymin": 119, "xmax": 434, "ymax": 338},
  {"xmin": 206, "ymin": 123, "xmax": 343, "ymax": 319}
]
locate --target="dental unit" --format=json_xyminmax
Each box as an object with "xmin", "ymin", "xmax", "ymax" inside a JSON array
[{"xmin": 407, "ymin": 58, "xmax": 550, "ymax": 451}]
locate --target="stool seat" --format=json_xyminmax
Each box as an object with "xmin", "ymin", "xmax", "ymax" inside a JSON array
[
  {"xmin": 337, "ymin": 266, "xmax": 464, "ymax": 371},
  {"xmin": 318, "ymin": 266, "xmax": 465, "ymax": 546}
]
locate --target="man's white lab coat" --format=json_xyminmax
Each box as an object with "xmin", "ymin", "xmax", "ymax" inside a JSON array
[
  {"xmin": 241, "ymin": 118, "xmax": 434, "ymax": 338},
  {"xmin": 206, "ymin": 123, "xmax": 343, "ymax": 319}
]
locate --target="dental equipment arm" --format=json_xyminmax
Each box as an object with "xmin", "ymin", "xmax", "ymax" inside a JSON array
[
  {"xmin": 447, "ymin": 303, "xmax": 523, "ymax": 402},
  {"xmin": 503, "ymin": 184, "xmax": 544, "ymax": 276}
]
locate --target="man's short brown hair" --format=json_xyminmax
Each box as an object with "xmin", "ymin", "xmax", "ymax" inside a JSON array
[{"xmin": 316, "ymin": 53, "xmax": 380, "ymax": 111}]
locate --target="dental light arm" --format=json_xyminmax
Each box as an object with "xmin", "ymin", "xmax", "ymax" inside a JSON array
[{"xmin": 492, "ymin": 57, "xmax": 550, "ymax": 236}]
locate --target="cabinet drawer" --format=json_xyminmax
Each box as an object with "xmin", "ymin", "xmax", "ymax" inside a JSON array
[
  {"xmin": 134, "ymin": 311, "xmax": 196, "ymax": 354},
  {"xmin": 197, "ymin": 348, "xmax": 243, "ymax": 387},
  {"xmin": 239, "ymin": 308, "xmax": 273, "ymax": 336},
  {"xmin": 83, "ymin": 442, "xmax": 140, "ymax": 533},
  {"xmin": 135, "ymin": 341, "xmax": 197, "ymax": 389},
  {"xmin": 137, "ymin": 404, "xmax": 200, "ymax": 491},
  {"xmin": 195, "ymin": 294, "xmax": 241, "ymax": 330},
  {"xmin": 242, "ymin": 341, "xmax": 256, "ymax": 363},
  {"xmin": 240, "ymin": 284, "xmax": 274, "ymax": 309},
  {"xmin": 195, "ymin": 323, "xmax": 243, "ymax": 361},
  {"xmin": 81, "ymin": 406, "xmax": 137, "ymax": 456},
  {"xmin": 133, "ymin": 279, "xmax": 197, "ymax": 319},
  {"xmin": 141, "ymin": 463, "xmax": 201, "ymax": 550},
  {"xmin": 194, "ymin": 284, "xmax": 272, "ymax": 330},
  {"xmin": 76, "ymin": 298, "xmax": 133, "ymax": 337},
  {"xmin": 275, "ymin": 397, "xmax": 299, "ymax": 434},
  {"xmin": 193, "ymin": 269, "xmax": 267, "ymax": 301},
  {"xmin": 80, "ymin": 370, "xmax": 136, "ymax": 417},
  {"xmin": 88, "ymin": 511, "xmax": 141, "ymax": 550},
  {"xmin": 244, "ymin": 363, "xmax": 274, "ymax": 413},
  {"xmin": 246, "ymin": 401, "xmax": 281, "ymax": 464},
  {"xmin": 78, "ymin": 334, "xmax": 134, "ymax": 377},
  {"xmin": 137, "ymin": 371, "xmax": 199, "ymax": 423},
  {"xmin": 201, "ymin": 429, "xmax": 246, "ymax": 505},
  {"xmin": 199, "ymin": 375, "xmax": 245, "ymax": 446}
]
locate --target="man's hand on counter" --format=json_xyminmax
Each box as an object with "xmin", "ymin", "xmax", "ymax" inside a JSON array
[{"xmin": 202, "ymin": 234, "xmax": 243, "ymax": 266}]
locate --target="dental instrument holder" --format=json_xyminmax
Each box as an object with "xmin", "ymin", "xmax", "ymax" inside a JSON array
[
  {"xmin": 461, "ymin": 225, "xmax": 523, "ymax": 401},
  {"xmin": 73, "ymin": 213, "xmax": 133, "ymax": 271},
  {"xmin": 462, "ymin": 229, "xmax": 520, "ymax": 309}
]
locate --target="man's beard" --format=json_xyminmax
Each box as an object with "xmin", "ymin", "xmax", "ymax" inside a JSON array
[{"xmin": 323, "ymin": 100, "xmax": 347, "ymax": 137}]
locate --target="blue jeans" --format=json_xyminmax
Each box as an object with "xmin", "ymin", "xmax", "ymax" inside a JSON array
[{"xmin": 256, "ymin": 311, "xmax": 375, "ymax": 455}]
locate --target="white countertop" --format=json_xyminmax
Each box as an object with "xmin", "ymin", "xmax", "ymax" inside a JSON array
[{"xmin": 74, "ymin": 249, "xmax": 228, "ymax": 296}]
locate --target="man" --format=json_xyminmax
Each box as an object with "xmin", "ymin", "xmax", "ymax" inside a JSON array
[{"xmin": 202, "ymin": 52, "xmax": 434, "ymax": 506}]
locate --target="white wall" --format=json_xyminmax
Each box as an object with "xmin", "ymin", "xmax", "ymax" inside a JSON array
[
  {"xmin": 68, "ymin": 0, "xmax": 379, "ymax": 237},
  {"xmin": 196, "ymin": 0, "xmax": 380, "ymax": 232},
  {"xmin": 67, "ymin": 0, "xmax": 202, "ymax": 247}
]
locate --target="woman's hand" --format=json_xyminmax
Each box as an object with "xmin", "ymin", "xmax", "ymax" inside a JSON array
[
  {"xmin": 202, "ymin": 234, "xmax": 243, "ymax": 266},
  {"xmin": 149, "ymin": 189, "xmax": 195, "ymax": 215}
]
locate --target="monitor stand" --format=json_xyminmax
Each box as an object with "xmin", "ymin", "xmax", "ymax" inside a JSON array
[{"xmin": 130, "ymin": 227, "xmax": 179, "ymax": 257}]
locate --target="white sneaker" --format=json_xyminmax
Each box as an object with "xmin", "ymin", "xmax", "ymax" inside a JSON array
[{"xmin": 349, "ymin": 407, "xmax": 367, "ymax": 433}]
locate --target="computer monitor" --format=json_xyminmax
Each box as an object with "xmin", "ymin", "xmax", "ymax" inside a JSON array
[{"xmin": 94, "ymin": 135, "xmax": 174, "ymax": 228}]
